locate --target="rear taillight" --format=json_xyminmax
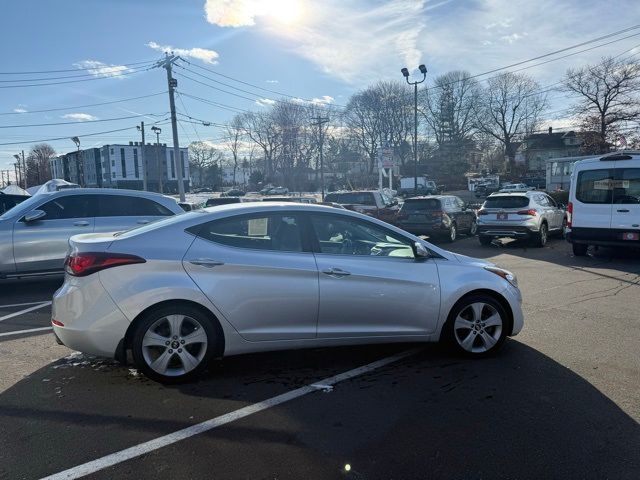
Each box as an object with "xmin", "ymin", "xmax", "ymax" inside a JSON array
[
  {"xmin": 517, "ymin": 209, "xmax": 538, "ymax": 216},
  {"xmin": 477, "ymin": 209, "xmax": 489, "ymax": 216},
  {"xmin": 64, "ymin": 252, "xmax": 145, "ymax": 277},
  {"xmin": 567, "ymin": 202, "xmax": 573, "ymax": 228}
]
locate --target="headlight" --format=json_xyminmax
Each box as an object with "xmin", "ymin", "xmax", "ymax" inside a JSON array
[{"xmin": 484, "ymin": 266, "xmax": 518, "ymax": 288}]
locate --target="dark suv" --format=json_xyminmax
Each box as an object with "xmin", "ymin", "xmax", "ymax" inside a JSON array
[
  {"xmin": 395, "ymin": 195, "xmax": 477, "ymax": 243},
  {"xmin": 0, "ymin": 192, "xmax": 29, "ymax": 215}
]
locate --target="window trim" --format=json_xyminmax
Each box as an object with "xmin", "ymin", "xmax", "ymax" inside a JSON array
[{"xmin": 186, "ymin": 212, "xmax": 313, "ymax": 254}]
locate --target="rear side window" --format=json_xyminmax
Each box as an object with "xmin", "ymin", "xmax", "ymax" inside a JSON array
[
  {"xmin": 401, "ymin": 199, "xmax": 441, "ymax": 211},
  {"xmin": 39, "ymin": 195, "xmax": 96, "ymax": 219},
  {"xmin": 576, "ymin": 169, "xmax": 613, "ymax": 204},
  {"xmin": 483, "ymin": 196, "xmax": 529, "ymax": 209},
  {"xmin": 613, "ymin": 169, "xmax": 640, "ymax": 204},
  {"xmin": 97, "ymin": 195, "xmax": 174, "ymax": 216},
  {"xmin": 324, "ymin": 192, "xmax": 375, "ymax": 206},
  {"xmin": 191, "ymin": 214, "xmax": 303, "ymax": 252}
]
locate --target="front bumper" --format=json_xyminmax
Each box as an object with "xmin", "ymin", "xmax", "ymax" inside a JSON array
[
  {"xmin": 52, "ymin": 274, "xmax": 130, "ymax": 358},
  {"xmin": 502, "ymin": 283, "xmax": 524, "ymax": 336}
]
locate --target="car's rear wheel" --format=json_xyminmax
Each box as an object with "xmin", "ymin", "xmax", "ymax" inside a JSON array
[
  {"xmin": 444, "ymin": 223, "xmax": 457, "ymax": 243},
  {"xmin": 558, "ymin": 218, "xmax": 567, "ymax": 238},
  {"xmin": 468, "ymin": 219, "xmax": 478, "ymax": 236},
  {"xmin": 532, "ymin": 223, "xmax": 548, "ymax": 247},
  {"xmin": 572, "ymin": 243, "xmax": 588, "ymax": 256},
  {"xmin": 478, "ymin": 235, "xmax": 492, "ymax": 246},
  {"xmin": 132, "ymin": 305, "xmax": 219, "ymax": 383},
  {"xmin": 444, "ymin": 294, "xmax": 508, "ymax": 357}
]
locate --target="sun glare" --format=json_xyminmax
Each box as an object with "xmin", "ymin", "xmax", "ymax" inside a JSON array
[{"xmin": 261, "ymin": 0, "xmax": 303, "ymax": 25}]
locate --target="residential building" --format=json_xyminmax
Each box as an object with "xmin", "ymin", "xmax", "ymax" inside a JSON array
[
  {"xmin": 51, "ymin": 142, "xmax": 190, "ymax": 193},
  {"xmin": 516, "ymin": 127, "xmax": 585, "ymax": 173}
]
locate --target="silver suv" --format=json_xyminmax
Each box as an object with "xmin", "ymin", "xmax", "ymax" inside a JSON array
[
  {"xmin": 477, "ymin": 191, "xmax": 566, "ymax": 247},
  {"xmin": 0, "ymin": 188, "xmax": 183, "ymax": 279}
]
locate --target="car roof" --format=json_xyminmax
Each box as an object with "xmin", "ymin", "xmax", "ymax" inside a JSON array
[
  {"xmin": 404, "ymin": 195, "xmax": 448, "ymax": 200},
  {"xmin": 488, "ymin": 191, "xmax": 533, "ymax": 197}
]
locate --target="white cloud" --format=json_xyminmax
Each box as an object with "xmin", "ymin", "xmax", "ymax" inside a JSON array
[
  {"xmin": 205, "ymin": 0, "xmax": 258, "ymax": 27},
  {"xmin": 74, "ymin": 60, "xmax": 131, "ymax": 78},
  {"xmin": 500, "ymin": 32, "xmax": 526, "ymax": 44},
  {"xmin": 291, "ymin": 95, "xmax": 335, "ymax": 106},
  {"xmin": 255, "ymin": 98, "xmax": 277, "ymax": 107},
  {"xmin": 62, "ymin": 113, "xmax": 98, "ymax": 122},
  {"xmin": 13, "ymin": 107, "xmax": 27, "ymax": 113},
  {"xmin": 265, "ymin": 79, "xmax": 279, "ymax": 84},
  {"xmin": 146, "ymin": 41, "xmax": 219, "ymax": 64}
]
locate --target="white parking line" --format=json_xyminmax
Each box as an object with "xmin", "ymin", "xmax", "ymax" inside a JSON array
[
  {"xmin": 0, "ymin": 300, "xmax": 52, "ymax": 309},
  {"xmin": 40, "ymin": 348, "xmax": 420, "ymax": 480},
  {"xmin": 0, "ymin": 301, "xmax": 52, "ymax": 322},
  {"xmin": 0, "ymin": 326, "xmax": 53, "ymax": 338}
]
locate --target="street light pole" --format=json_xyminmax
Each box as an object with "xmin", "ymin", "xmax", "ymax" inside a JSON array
[
  {"xmin": 311, "ymin": 116, "xmax": 330, "ymax": 201},
  {"xmin": 71, "ymin": 137, "xmax": 83, "ymax": 187},
  {"xmin": 151, "ymin": 126, "xmax": 163, "ymax": 193},
  {"xmin": 137, "ymin": 122, "xmax": 148, "ymax": 191},
  {"xmin": 401, "ymin": 64, "xmax": 427, "ymax": 195}
]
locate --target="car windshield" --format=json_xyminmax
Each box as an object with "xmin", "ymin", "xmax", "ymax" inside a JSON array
[
  {"xmin": 483, "ymin": 196, "xmax": 530, "ymax": 209},
  {"xmin": 324, "ymin": 192, "xmax": 375, "ymax": 205}
]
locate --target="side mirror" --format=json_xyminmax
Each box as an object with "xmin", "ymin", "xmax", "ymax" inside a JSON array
[
  {"xmin": 414, "ymin": 242, "xmax": 430, "ymax": 258},
  {"xmin": 23, "ymin": 210, "xmax": 46, "ymax": 222}
]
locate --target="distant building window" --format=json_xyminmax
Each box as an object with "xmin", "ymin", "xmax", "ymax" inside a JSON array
[
  {"xmin": 180, "ymin": 151, "xmax": 186, "ymax": 178},
  {"xmin": 170, "ymin": 150, "xmax": 175, "ymax": 178},
  {"xmin": 120, "ymin": 148, "xmax": 126, "ymax": 178},
  {"xmin": 112, "ymin": 160, "xmax": 115, "ymax": 167},
  {"xmin": 110, "ymin": 148, "xmax": 114, "ymax": 155},
  {"xmin": 133, "ymin": 149, "xmax": 139, "ymax": 178},
  {"xmin": 112, "ymin": 172, "xmax": 116, "ymax": 178}
]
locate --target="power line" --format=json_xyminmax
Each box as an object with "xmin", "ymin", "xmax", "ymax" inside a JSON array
[
  {"xmin": 0, "ymin": 62, "xmax": 156, "ymax": 83},
  {"xmin": 179, "ymin": 91, "xmax": 250, "ymax": 114},
  {"xmin": 0, "ymin": 113, "xmax": 168, "ymax": 129},
  {"xmin": 0, "ymin": 127, "xmax": 137, "ymax": 146},
  {"xmin": 0, "ymin": 59, "xmax": 155, "ymax": 75},
  {"xmin": 176, "ymin": 92, "xmax": 202, "ymax": 142}
]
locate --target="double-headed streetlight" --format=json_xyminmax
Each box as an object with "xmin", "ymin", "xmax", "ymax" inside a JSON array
[
  {"xmin": 151, "ymin": 126, "xmax": 163, "ymax": 193},
  {"xmin": 401, "ymin": 64, "xmax": 427, "ymax": 195},
  {"xmin": 70, "ymin": 136, "xmax": 84, "ymax": 187}
]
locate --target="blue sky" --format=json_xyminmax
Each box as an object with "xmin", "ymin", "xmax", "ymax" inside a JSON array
[{"xmin": 1, "ymin": 0, "xmax": 639, "ymax": 176}]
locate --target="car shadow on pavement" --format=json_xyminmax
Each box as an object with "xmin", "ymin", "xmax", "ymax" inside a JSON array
[{"xmin": 0, "ymin": 340, "xmax": 638, "ymax": 479}]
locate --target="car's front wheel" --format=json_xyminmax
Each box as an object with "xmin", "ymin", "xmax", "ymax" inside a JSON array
[
  {"xmin": 444, "ymin": 294, "xmax": 508, "ymax": 356},
  {"xmin": 131, "ymin": 305, "xmax": 220, "ymax": 383},
  {"xmin": 444, "ymin": 223, "xmax": 457, "ymax": 243}
]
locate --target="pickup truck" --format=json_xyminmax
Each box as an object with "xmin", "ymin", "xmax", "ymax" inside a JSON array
[{"xmin": 323, "ymin": 190, "xmax": 399, "ymax": 223}]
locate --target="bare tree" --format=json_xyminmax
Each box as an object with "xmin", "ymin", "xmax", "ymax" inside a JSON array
[
  {"xmin": 188, "ymin": 141, "xmax": 222, "ymax": 187},
  {"xmin": 345, "ymin": 87, "xmax": 384, "ymax": 174},
  {"xmin": 564, "ymin": 56, "xmax": 640, "ymax": 153},
  {"xmin": 25, "ymin": 143, "xmax": 55, "ymax": 186},
  {"xmin": 239, "ymin": 111, "xmax": 281, "ymax": 181},
  {"xmin": 475, "ymin": 72, "xmax": 547, "ymax": 170},
  {"xmin": 224, "ymin": 115, "xmax": 244, "ymax": 186}
]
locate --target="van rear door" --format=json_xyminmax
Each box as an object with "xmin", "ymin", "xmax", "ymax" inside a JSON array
[
  {"xmin": 611, "ymin": 167, "xmax": 640, "ymax": 237},
  {"xmin": 573, "ymin": 168, "xmax": 614, "ymax": 230}
]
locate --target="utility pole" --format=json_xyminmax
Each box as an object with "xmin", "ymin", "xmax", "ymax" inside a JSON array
[
  {"xmin": 151, "ymin": 126, "xmax": 163, "ymax": 193},
  {"xmin": 311, "ymin": 116, "xmax": 330, "ymax": 201},
  {"xmin": 13, "ymin": 151, "xmax": 27, "ymax": 189},
  {"xmin": 158, "ymin": 53, "xmax": 185, "ymax": 201},
  {"xmin": 13, "ymin": 163, "xmax": 19, "ymax": 187},
  {"xmin": 137, "ymin": 122, "xmax": 147, "ymax": 191}
]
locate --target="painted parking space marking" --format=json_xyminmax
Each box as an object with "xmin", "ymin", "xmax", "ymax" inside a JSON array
[
  {"xmin": 0, "ymin": 301, "xmax": 52, "ymax": 322},
  {"xmin": 40, "ymin": 348, "xmax": 420, "ymax": 480},
  {"xmin": 0, "ymin": 326, "xmax": 53, "ymax": 338},
  {"xmin": 0, "ymin": 300, "xmax": 53, "ymax": 309}
]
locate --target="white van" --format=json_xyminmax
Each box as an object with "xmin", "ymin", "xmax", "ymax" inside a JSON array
[{"xmin": 567, "ymin": 151, "xmax": 640, "ymax": 256}]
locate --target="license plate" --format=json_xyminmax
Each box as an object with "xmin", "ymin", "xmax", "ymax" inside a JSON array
[
  {"xmin": 497, "ymin": 213, "xmax": 508, "ymax": 220},
  {"xmin": 622, "ymin": 232, "xmax": 639, "ymax": 240}
]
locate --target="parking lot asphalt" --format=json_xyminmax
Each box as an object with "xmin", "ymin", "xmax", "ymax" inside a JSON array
[{"xmin": 0, "ymin": 237, "xmax": 638, "ymax": 480}]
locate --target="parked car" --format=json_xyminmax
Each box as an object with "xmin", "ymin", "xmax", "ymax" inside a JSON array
[
  {"xmin": 566, "ymin": 151, "xmax": 640, "ymax": 256},
  {"xmin": 395, "ymin": 195, "xmax": 477, "ymax": 243},
  {"xmin": 263, "ymin": 186, "xmax": 289, "ymax": 195},
  {"xmin": 0, "ymin": 192, "xmax": 29, "ymax": 215},
  {"xmin": 0, "ymin": 189, "xmax": 183, "ymax": 279},
  {"xmin": 205, "ymin": 197, "xmax": 260, "ymax": 207},
  {"xmin": 324, "ymin": 190, "xmax": 399, "ymax": 223},
  {"xmin": 477, "ymin": 191, "xmax": 566, "ymax": 247},
  {"xmin": 499, "ymin": 183, "xmax": 533, "ymax": 193},
  {"xmin": 398, "ymin": 177, "xmax": 438, "ymax": 197},
  {"xmin": 220, "ymin": 189, "xmax": 246, "ymax": 197},
  {"xmin": 53, "ymin": 202, "xmax": 524, "ymax": 382},
  {"xmin": 263, "ymin": 196, "xmax": 317, "ymax": 204},
  {"xmin": 474, "ymin": 184, "xmax": 500, "ymax": 198},
  {"xmin": 178, "ymin": 201, "xmax": 204, "ymax": 212}
]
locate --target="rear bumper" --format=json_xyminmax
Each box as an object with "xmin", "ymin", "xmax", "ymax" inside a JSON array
[
  {"xmin": 477, "ymin": 225, "xmax": 537, "ymax": 239},
  {"xmin": 396, "ymin": 222, "xmax": 449, "ymax": 236},
  {"xmin": 567, "ymin": 227, "xmax": 640, "ymax": 248}
]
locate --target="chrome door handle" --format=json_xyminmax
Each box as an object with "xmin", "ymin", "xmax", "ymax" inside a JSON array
[
  {"xmin": 617, "ymin": 209, "xmax": 630, "ymax": 213},
  {"xmin": 189, "ymin": 258, "xmax": 225, "ymax": 268},
  {"xmin": 322, "ymin": 267, "xmax": 351, "ymax": 278},
  {"xmin": 137, "ymin": 219, "xmax": 151, "ymax": 225},
  {"xmin": 73, "ymin": 221, "xmax": 89, "ymax": 227}
]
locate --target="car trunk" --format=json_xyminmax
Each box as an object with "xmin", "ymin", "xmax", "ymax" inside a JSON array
[
  {"xmin": 398, "ymin": 199, "xmax": 443, "ymax": 224},
  {"xmin": 479, "ymin": 196, "xmax": 532, "ymax": 223}
]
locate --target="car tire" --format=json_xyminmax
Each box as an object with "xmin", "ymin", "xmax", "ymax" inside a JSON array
[
  {"xmin": 558, "ymin": 218, "xmax": 567, "ymax": 239},
  {"xmin": 532, "ymin": 223, "xmax": 548, "ymax": 248},
  {"xmin": 572, "ymin": 243, "xmax": 588, "ymax": 256},
  {"xmin": 131, "ymin": 304, "xmax": 221, "ymax": 384},
  {"xmin": 468, "ymin": 219, "xmax": 478, "ymax": 236},
  {"xmin": 443, "ymin": 294, "xmax": 509, "ymax": 357},
  {"xmin": 444, "ymin": 223, "xmax": 457, "ymax": 243},
  {"xmin": 478, "ymin": 235, "xmax": 492, "ymax": 246}
]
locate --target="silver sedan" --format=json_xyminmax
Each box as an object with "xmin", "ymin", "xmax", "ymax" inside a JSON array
[{"xmin": 52, "ymin": 203, "xmax": 524, "ymax": 383}]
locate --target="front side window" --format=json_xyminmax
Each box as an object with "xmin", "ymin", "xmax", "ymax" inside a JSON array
[
  {"xmin": 613, "ymin": 168, "xmax": 640, "ymax": 204},
  {"xmin": 38, "ymin": 195, "xmax": 95, "ymax": 220},
  {"xmin": 311, "ymin": 214, "xmax": 414, "ymax": 258},
  {"xmin": 324, "ymin": 192, "xmax": 375, "ymax": 206},
  {"xmin": 96, "ymin": 195, "xmax": 174, "ymax": 217},
  {"xmin": 576, "ymin": 169, "xmax": 613, "ymax": 204},
  {"xmin": 192, "ymin": 214, "xmax": 303, "ymax": 252}
]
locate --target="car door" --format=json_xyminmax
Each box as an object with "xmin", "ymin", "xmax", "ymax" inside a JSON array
[
  {"xmin": 309, "ymin": 213, "xmax": 441, "ymax": 338},
  {"xmin": 451, "ymin": 197, "xmax": 471, "ymax": 231},
  {"xmin": 94, "ymin": 194, "xmax": 174, "ymax": 232},
  {"xmin": 544, "ymin": 194, "xmax": 564, "ymax": 229},
  {"xmin": 183, "ymin": 212, "xmax": 319, "ymax": 341},
  {"xmin": 611, "ymin": 167, "xmax": 640, "ymax": 236},
  {"xmin": 12, "ymin": 194, "xmax": 96, "ymax": 273}
]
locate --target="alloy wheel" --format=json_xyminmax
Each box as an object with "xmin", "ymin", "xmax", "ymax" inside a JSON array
[
  {"xmin": 469, "ymin": 220, "xmax": 478, "ymax": 236},
  {"xmin": 453, "ymin": 302, "xmax": 503, "ymax": 354},
  {"xmin": 141, "ymin": 314, "xmax": 208, "ymax": 377}
]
